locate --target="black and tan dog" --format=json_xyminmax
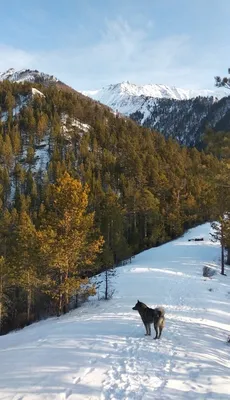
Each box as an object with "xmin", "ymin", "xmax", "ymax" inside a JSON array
[{"xmin": 132, "ymin": 300, "xmax": 165, "ymax": 339}]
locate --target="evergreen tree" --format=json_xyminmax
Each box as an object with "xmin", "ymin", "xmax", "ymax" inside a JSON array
[
  {"xmin": 210, "ymin": 163, "xmax": 230, "ymax": 275},
  {"xmin": 215, "ymin": 68, "xmax": 230, "ymax": 89},
  {"xmin": 37, "ymin": 173, "xmax": 104, "ymax": 315}
]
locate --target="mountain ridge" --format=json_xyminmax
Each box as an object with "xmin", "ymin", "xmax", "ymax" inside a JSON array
[
  {"xmin": 83, "ymin": 80, "xmax": 228, "ymax": 103},
  {"xmin": 2, "ymin": 68, "xmax": 230, "ymax": 146},
  {"xmin": 83, "ymin": 81, "xmax": 230, "ymax": 146}
]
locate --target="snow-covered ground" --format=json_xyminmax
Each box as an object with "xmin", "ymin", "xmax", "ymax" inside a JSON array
[{"xmin": 0, "ymin": 223, "xmax": 230, "ymax": 400}]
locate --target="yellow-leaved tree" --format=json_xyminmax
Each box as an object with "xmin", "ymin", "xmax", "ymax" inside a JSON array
[{"xmin": 38, "ymin": 172, "xmax": 104, "ymax": 315}]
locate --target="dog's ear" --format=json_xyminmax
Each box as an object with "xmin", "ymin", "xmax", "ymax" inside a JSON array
[{"xmin": 137, "ymin": 299, "xmax": 139, "ymax": 302}]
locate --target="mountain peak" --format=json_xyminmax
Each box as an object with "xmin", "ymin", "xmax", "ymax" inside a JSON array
[
  {"xmin": 0, "ymin": 68, "xmax": 59, "ymax": 84},
  {"xmin": 88, "ymin": 81, "xmax": 229, "ymax": 102},
  {"xmin": 5, "ymin": 67, "xmax": 16, "ymax": 74},
  {"xmin": 83, "ymin": 80, "xmax": 229, "ymax": 116}
]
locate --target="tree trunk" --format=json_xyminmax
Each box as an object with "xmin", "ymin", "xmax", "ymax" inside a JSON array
[
  {"xmin": 226, "ymin": 248, "xmax": 230, "ymax": 265},
  {"xmin": 0, "ymin": 301, "xmax": 2, "ymax": 334},
  {"xmin": 105, "ymin": 270, "xmax": 108, "ymax": 300},
  {"xmin": 58, "ymin": 292, "xmax": 63, "ymax": 316},
  {"xmin": 133, "ymin": 212, "xmax": 137, "ymax": 230},
  {"xmin": 27, "ymin": 289, "xmax": 32, "ymax": 323},
  {"xmin": 144, "ymin": 215, "xmax": 147, "ymax": 238},
  {"xmin": 221, "ymin": 243, "xmax": 225, "ymax": 275},
  {"xmin": 27, "ymin": 272, "xmax": 31, "ymax": 323},
  {"xmin": 220, "ymin": 224, "xmax": 225, "ymax": 275},
  {"xmin": 0, "ymin": 270, "xmax": 3, "ymax": 334},
  {"xmin": 63, "ymin": 271, "xmax": 69, "ymax": 314},
  {"xmin": 75, "ymin": 293, "xmax": 79, "ymax": 308},
  {"xmin": 58, "ymin": 272, "xmax": 63, "ymax": 316}
]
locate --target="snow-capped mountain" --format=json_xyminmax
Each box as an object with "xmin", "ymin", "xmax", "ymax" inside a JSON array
[
  {"xmin": 0, "ymin": 68, "xmax": 58, "ymax": 84},
  {"xmin": 83, "ymin": 81, "xmax": 230, "ymax": 146},
  {"xmin": 83, "ymin": 81, "xmax": 228, "ymax": 114}
]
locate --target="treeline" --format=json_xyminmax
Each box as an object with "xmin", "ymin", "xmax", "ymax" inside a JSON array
[{"xmin": 0, "ymin": 80, "xmax": 222, "ymax": 333}]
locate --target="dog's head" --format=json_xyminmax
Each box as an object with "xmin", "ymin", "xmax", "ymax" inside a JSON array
[{"xmin": 132, "ymin": 300, "xmax": 141, "ymax": 311}]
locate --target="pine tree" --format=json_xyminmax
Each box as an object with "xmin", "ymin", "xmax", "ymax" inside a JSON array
[
  {"xmin": 210, "ymin": 163, "xmax": 230, "ymax": 275},
  {"xmin": 37, "ymin": 172, "xmax": 104, "ymax": 315},
  {"xmin": 211, "ymin": 219, "xmax": 226, "ymax": 275},
  {"xmin": 215, "ymin": 68, "xmax": 230, "ymax": 89},
  {"xmin": 1, "ymin": 135, "xmax": 13, "ymax": 167},
  {"xmin": 26, "ymin": 146, "xmax": 35, "ymax": 164}
]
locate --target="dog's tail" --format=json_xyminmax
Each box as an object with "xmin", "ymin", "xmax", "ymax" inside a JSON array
[
  {"xmin": 159, "ymin": 316, "xmax": 165, "ymax": 328},
  {"xmin": 158, "ymin": 315, "xmax": 165, "ymax": 339}
]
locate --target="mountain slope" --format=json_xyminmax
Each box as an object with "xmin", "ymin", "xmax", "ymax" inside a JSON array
[
  {"xmin": 83, "ymin": 81, "xmax": 230, "ymax": 146},
  {"xmin": 0, "ymin": 223, "xmax": 229, "ymax": 400}
]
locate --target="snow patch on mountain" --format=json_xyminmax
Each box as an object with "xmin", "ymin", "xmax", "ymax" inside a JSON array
[
  {"xmin": 0, "ymin": 89, "xmax": 44, "ymax": 123},
  {"xmin": 61, "ymin": 113, "xmax": 90, "ymax": 140},
  {"xmin": 32, "ymin": 87, "xmax": 45, "ymax": 97},
  {"xmin": 0, "ymin": 94, "xmax": 28, "ymax": 122},
  {"xmin": 34, "ymin": 137, "xmax": 50, "ymax": 172}
]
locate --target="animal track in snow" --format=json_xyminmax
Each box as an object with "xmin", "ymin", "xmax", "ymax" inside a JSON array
[
  {"xmin": 73, "ymin": 366, "xmax": 95, "ymax": 385},
  {"xmin": 60, "ymin": 388, "xmax": 72, "ymax": 400},
  {"xmin": 101, "ymin": 335, "xmax": 167, "ymax": 400}
]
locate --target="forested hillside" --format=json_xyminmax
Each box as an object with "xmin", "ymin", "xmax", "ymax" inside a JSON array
[{"xmin": 0, "ymin": 80, "xmax": 221, "ymax": 334}]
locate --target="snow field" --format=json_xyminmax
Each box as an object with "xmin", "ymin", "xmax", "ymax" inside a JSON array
[{"xmin": 0, "ymin": 223, "xmax": 229, "ymax": 400}]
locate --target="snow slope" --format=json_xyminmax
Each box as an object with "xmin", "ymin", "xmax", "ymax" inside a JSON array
[{"xmin": 0, "ymin": 223, "xmax": 230, "ymax": 400}]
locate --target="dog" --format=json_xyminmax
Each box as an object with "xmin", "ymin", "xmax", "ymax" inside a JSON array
[{"xmin": 132, "ymin": 300, "xmax": 165, "ymax": 339}]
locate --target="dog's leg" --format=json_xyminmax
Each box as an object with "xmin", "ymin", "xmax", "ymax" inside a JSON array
[
  {"xmin": 153, "ymin": 323, "xmax": 158, "ymax": 339},
  {"xmin": 146, "ymin": 323, "xmax": 151, "ymax": 336},
  {"xmin": 144, "ymin": 322, "xmax": 149, "ymax": 335},
  {"xmin": 148, "ymin": 324, "xmax": 151, "ymax": 336},
  {"xmin": 158, "ymin": 326, "xmax": 163, "ymax": 339}
]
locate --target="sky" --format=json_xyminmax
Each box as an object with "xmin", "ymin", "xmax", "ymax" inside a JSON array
[{"xmin": 0, "ymin": 0, "xmax": 229, "ymax": 91}]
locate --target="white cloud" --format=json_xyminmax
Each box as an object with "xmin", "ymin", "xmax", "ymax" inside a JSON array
[{"xmin": 0, "ymin": 18, "xmax": 229, "ymax": 91}]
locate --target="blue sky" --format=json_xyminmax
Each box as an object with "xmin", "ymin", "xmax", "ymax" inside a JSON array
[{"xmin": 0, "ymin": 0, "xmax": 229, "ymax": 90}]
